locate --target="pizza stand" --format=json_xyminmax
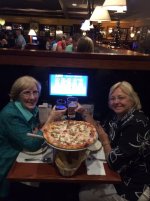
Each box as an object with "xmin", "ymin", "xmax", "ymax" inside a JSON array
[
  {"xmin": 27, "ymin": 120, "xmax": 99, "ymax": 177},
  {"xmin": 54, "ymin": 148, "xmax": 89, "ymax": 177}
]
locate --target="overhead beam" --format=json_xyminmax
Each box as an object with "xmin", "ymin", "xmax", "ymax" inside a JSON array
[{"xmin": 59, "ymin": 0, "xmax": 68, "ymax": 18}]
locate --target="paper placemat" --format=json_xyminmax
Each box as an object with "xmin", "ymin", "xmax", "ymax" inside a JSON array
[{"xmin": 16, "ymin": 147, "xmax": 53, "ymax": 163}]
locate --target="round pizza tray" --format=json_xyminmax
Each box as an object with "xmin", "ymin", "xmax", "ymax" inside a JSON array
[
  {"xmin": 23, "ymin": 145, "xmax": 49, "ymax": 155},
  {"xmin": 45, "ymin": 138, "xmax": 98, "ymax": 152}
]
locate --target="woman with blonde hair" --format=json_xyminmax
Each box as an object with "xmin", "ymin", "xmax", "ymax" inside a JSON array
[{"xmin": 78, "ymin": 81, "xmax": 150, "ymax": 201}]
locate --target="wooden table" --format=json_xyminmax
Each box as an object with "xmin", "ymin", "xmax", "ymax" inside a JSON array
[{"xmin": 7, "ymin": 161, "xmax": 121, "ymax": 184}]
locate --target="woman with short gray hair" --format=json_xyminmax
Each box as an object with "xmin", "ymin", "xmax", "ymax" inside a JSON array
[{"xmin": 0, "ymin": 75, "xmax": 66, "ymax": 200}]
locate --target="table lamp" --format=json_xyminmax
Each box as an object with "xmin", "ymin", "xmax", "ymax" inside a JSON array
[{"xmin": 28, "ymin": 29, "xmax": 36, "ymax": 43}]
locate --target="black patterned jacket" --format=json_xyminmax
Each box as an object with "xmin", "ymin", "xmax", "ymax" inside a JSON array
[{"xmin": 105, "ymin": 109, "xmax": 150, "ymax": 201}]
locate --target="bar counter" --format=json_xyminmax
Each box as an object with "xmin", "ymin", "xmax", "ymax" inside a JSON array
[{"xmin": 0, "ymin": 48, "xmax": 150, "ymax": 70}]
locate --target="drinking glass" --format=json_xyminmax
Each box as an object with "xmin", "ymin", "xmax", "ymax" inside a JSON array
[
  {"xmin": 81, "ymin": 104, "xmax": 94, "ymax": 117},
  {"xmin": 67, "ymin": 97, "xmax": 78, "ymax": 119},
  {"xmin": 55, "ymin": 99, "xmax": 67, "ymax": 110},
  {"xmin": 38, "ymin": 104, "xmax": 52, "ymax": 125}
]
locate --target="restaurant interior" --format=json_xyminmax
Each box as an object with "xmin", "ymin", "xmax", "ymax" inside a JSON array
[
  {"xmin": 0, "ymin": 0, "xmax": 150, "ymax": 52},
  {"xmin": 0, "ymin": 1, "xmax": 150, "ymax": 201},
  {"xmin": 0, "ymin": 0, "xmax": 150, "ymax": 118}
]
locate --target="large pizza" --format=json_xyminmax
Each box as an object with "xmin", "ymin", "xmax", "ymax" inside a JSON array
[{"xmin": 43, "ymin": 120, "xmax": 97, "ymax": 150}]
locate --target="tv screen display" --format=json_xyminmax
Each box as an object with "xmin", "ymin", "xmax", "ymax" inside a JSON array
[
  {"xmin": 49, "ymin": 74, "xmax": 88, "ymax": 97},
  {"xmin": 32, "ymin": 36, "xmax": 37, "ymax": 40}
]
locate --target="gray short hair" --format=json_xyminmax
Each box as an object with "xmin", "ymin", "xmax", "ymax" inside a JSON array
[
  {"xmin": 109, "ymin": 81, "xmax": 142, "ymax": 110},
  {"xmin": 9, "ymin": 76, "xmax": 41, "ymax": 101},
  {"xmin": 77, "ymin": 36, "xmax": 94, "ymax": 53}
]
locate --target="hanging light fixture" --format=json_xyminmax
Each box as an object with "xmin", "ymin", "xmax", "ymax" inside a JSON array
[
  {"xmin": 80, "ymin": 20, "xmax": 91, "ymax": 31},
  {"xmin": 28, "ymin": 29, "xmax": 36, "ymax": 43},
  {"xmin": 103, "ymin": 0, "xmax": 127, "ymax": 13},
  {"xmin": 89, "ymin": 24, "xmax": 94, "ymax": 29},
  {"xmin": 90, "ymin": 6, "xmax": 111, "ymax": 23},
  {"xmin": 0, "ymin": 18, "xmax": 5, "ymax": 26}
]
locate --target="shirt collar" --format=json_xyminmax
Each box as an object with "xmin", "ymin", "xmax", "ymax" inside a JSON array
[{"xmin": 14, "ymin": 101, "xmax": 38, "ymax": 122}]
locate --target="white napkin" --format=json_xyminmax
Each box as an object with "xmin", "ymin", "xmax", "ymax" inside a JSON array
[
  {"xmin": 16, "ymin": 147, "xmax": 53, "ymax": 163},
  {"xmin": 86, "ymin": 159, "xmax": 106, "ymax": 175},
  {"xmin": 86, "ymin": 148, "xmax": 106, "ymax": 175},
  {"xmin": 92, "ymin": 147, "xmax": 106, "ymax": 161}
]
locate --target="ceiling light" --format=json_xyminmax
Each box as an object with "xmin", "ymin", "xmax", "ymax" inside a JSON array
[
  {"xmin": 130, "ymin": 32, "xmax": 135, "ymax": 38},
  {"xmin": 56, "ymin": 30, "xmax": 63, "ymax": 35},
  {"xmin": 0, "ymin": 18, "xmax": 5, "ymax": 26},
  {"xmin": 90, "ymin": 6, "xmax": 111, "ymax": 23},
  {"xmin": 72, "ymin": 3, "xmax": 77, "ymax": 7},
  {"xmin": 90, "ymin": 24, "xmax": 94, "ymax": 29},
  {"xmin": 103, "ymin": 0, "xmax": 127, "ymax": 13},
  {"xmin": 80, "ymin": 19, "xmax": 94, "ymax": 31},
  {"xmin": 80, "ymin": 20, "xmax": 91, "ymax": 31}
]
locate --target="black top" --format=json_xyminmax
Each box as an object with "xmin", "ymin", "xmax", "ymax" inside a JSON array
[{"xmin": 105, "ymin": 108, "xmax": 150, "ymax": 201}]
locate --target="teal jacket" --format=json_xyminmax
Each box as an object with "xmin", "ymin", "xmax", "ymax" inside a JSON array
[{"xmin": 0, "ymin": 101, "xmax": 44, "ymax": 197}]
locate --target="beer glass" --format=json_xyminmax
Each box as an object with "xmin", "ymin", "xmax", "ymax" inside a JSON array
[{"xmin": 67, "ymin": 97, "xmax": 78, "ymax": 119}]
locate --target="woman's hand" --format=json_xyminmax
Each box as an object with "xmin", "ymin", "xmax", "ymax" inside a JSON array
[
  {"xmin": 41, "ymin": 106, "xmax": 67, "ymax": 131},
  {"xmin": 47, "ymin": 105, "xmax": 67, "ymax": 122},
  {"xmin": 75, "ymin": 103, "xmax": 96, "ymax": 126},
  {"xmin": 75, "ymin": 103, "xmax": 86, "ymax": 114}
]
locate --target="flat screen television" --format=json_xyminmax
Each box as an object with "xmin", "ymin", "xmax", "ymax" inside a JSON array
[{"xmin": 49, "ymin": 74, "xmax": 88, "ymax": 97}]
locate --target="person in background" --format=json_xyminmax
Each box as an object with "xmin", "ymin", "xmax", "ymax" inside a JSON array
[
  {"xmin": 45, "ymin": 37, "xmax": 51, "ymax": 50},
  {"xmin": 47, "ymin": 36, "xmax": 55, "ymax": 51},
  {"xmin": 56, "ymin": 35, "xmax": 66, "ymax": 52},
  {"xmin": 0, "ymin": 75, "xmax": 66, "ymax": 201},
  {"xmin": 7, "ymin": 33, "xmax": 15, "ymax": 48},
  {"xmin": 51, "ymin": 35, "xmax": 61, "ymax": 51},
  {"xmin": 77, "ymin": 81, "xmax": 150, "ymax": 201},
  {"xmin": 0, "ymin": 33, "xmax": 8, "ymax": 48},
  {"xmin": 65, "ymin": 33, "xmax": 81, "ymax": 52},
  {"xmin": 77, "ymin": 36, "xmax": 94, "ymax": 53},
  {"xmin": 15, "ymin": 29, "xmax": 26, "ymax": 50},
  {"xmin": 65, "ymin": 36, "xmax": 72, "ymax": 46}
]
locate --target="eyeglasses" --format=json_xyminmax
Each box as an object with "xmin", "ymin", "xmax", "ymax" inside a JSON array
[
  {"xmin": 109, "ymin": 96, "xmax": 127, "ymax": 102},
  {"xmin": 21, "ymin": 90, "xmax": 40, "ymax": 97}
]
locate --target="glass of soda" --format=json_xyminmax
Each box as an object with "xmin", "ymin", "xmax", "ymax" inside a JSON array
[{"xmin": 55, "ymin": 99, "xmax": 67, "ymax": 110}]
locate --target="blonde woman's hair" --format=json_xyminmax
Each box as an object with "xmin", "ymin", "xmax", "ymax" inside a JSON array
[
  {"xmin": 10, "ymin": 76, "xmax": 41, "ymax": 101},
  {"xmin": 109, "ymin": 81, "xmax": 142, "ymax": 110}
]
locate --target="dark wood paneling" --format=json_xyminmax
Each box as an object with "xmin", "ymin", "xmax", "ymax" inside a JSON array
[{"xmin": 0, "ymin": 49, "xmax": 150, "ymax": 70}]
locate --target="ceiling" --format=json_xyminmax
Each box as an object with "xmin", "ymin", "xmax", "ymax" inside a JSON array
[{"xmin": 0, "ymin": 0, "xmax": 150, "ymax": 22}]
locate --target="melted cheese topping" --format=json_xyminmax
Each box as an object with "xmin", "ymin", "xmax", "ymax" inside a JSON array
[{"xmin": 44, "ymin": 120, "xmax": 97, "ymax": 149}]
